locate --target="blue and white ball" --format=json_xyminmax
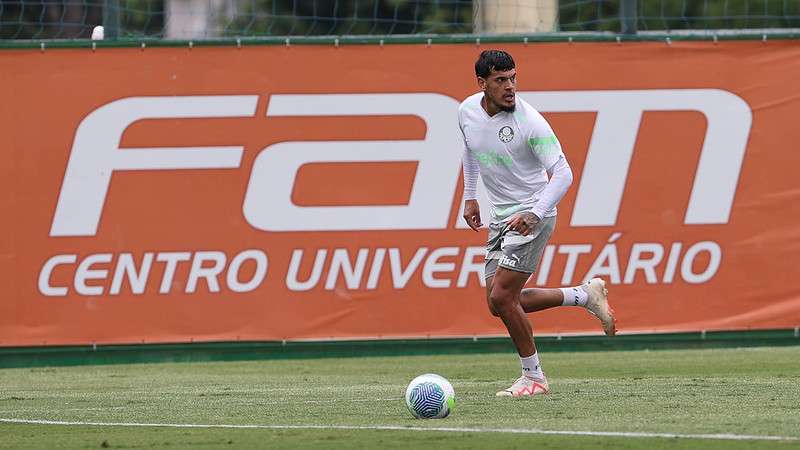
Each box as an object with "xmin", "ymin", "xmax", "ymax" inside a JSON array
[{"xmin": 405, "ymin": 373, "xmax": 455, "ymax": 419}]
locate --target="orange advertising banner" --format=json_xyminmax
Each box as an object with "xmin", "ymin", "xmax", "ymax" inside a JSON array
[{"xmin": 1, "ymin": 41, "xmax": 799, "ymax": 347}]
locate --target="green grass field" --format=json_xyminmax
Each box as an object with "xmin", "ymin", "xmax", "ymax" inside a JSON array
[{"xmin": 1, "ymin": 346, "xmax": 799, "ymax": 449}]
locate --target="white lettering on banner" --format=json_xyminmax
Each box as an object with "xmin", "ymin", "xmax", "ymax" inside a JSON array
[
  {"xmin": 243, "ymin": 93, "xmax": 462, "ymax": 231},
  {"xmin": 75, "ymin": 253, "xmax": 112, "ymax": 295},
  {"xmin": 50, "ymin": 90, "xmax": 750, "ymax": 237},
  {"xmin": 36, "ymin": 241, "xmax": 721, "ymax": 297},
  {"xmin": 281, "ymin": 246, "xmax": 486, "ymax": 291},
  {"xmin": 38, "ymin": 254, "xmax": 77, "ymax": 296},
  {"xmin": 366, "ymin": 249, "xmax": 387, "ymax": 290},
  {"xmin": 624, "ymin": 243, "xmax": 664, "ymax": 284},
  {"xmin": 456, "ymin": 246, "xmax": 485, "ymax": 288},
  {"xmin": 422, "ymin": 247, "xmax": 460, "ymax": 288},
  {"xmin": 557, "ymin": 244, "xmax": 592, "ymax": 285},
  {"xmin": 156, "ymin": 252, "xmax": 191, "ymax": 294},
  {"xmin": 37, "ymin": 250, "xmax": 268, "ymax": 297},
  {"xmin": 286, "ymin": 249, "xmax": 328, "ymax": 292},
  {"xmin": 325, "ymin": 248, "xmax": 369, "ymax": 290},
  {"xmin": 227, "ymin": 250, "xmax": 269, "ymax": 293},
  {"xmin": 519, "ymin": 89, "xmax": 752, "ymax": 226},
  {"xmin": 389, "ymin": 248, "xmax": 428, "ymax": 289},
  {"xmin": 662, "ymin": 242, "xmax": 683, "ymax": 284},
  {"xmin": 110, "ymin": 253, "xmax": 154, "ymax": 295},
  {"xmin": 681, "ymin": 241, "xmax": 722, "ymax": 284},
  {"xmin": 186, "ymin": 251, "xmax": 227, "ymax": 293},
  {"xmin": 280, "ymin": 241, "xmax": 721, "ymax": 291},
  {"xmin": 50, "ymin": 95, "xmax": 258, "ymax": 237},
  {"xmin": 583, "ymin": 232, "xmax": 623, "ymax": 284},
  {"xmin": 533, "ymin": 236, "xmax": 723, "ymax": 286}
]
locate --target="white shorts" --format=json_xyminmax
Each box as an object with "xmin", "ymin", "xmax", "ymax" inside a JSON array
[{"xmin": 485, "ymin": 216, "xmax": 556, "ymax": 279}]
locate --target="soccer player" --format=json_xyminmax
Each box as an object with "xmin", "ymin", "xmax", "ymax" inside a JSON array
[{"xmin": 459, "ymin": 50, "xmax": 617, "ymax": 397}]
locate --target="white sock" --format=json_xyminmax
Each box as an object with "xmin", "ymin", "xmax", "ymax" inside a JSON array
[
  {"xmin": 560, "ymin": 286, "xmax": 588, "ymax": 307},
  {"xmin": 520, "ymin": 353, "xmax": 544, "ymax": 379}
]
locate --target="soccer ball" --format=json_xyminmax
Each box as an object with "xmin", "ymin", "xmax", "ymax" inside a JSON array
[{"xmin": 404, "ymin": 373, "xmax": 455, "ymax": 419}]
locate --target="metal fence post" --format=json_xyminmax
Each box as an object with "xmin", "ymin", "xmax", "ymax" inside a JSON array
[
  {"xmin": 620, "ymin": 0, "xmax": 638, "ymax": 35},
  {"xmin": 103, "ymin": 0, "xmax": 120, "ymax": 39}
]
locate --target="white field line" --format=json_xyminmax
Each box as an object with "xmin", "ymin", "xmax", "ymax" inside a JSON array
[
  {"xmin": 0, "ymin": 407, "xmax": 129, "ymax": 414},
  {"xmin": 0, "ymin": 398, "xmax": 402, "ymax": 414},
  {"xmin": 300, "ymin": 397, "xmax": 402, "ymax": 404},
  {"xmin": 0, "ymin": 418, "xmax": 797, "ymax": 442}
]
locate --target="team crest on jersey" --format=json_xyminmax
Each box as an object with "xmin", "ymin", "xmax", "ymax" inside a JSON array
[{"xmin": 498, "ymin": 126, "xmax": 515, "ymax": 143}]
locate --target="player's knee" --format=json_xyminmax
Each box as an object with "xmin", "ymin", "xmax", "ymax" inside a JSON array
[
  {"xmin": 485, "ymin": 278, "xmax": 499, "ymax": 316},
  {"xmin": 486, "ymin": 300, "xmax": 501, "ymax": 317},
  {"xmin": 488, "ymin": 288, "xmax": 514, "ymax": 315}
]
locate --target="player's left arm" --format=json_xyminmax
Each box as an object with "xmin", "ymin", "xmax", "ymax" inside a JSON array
[
  {"xmin": 508, "ymin": 113, "xmax": 574, "ymax": 235},
  {"xmin": 530, "ymin": 155, "xmax": 573, "ymax": 220}
]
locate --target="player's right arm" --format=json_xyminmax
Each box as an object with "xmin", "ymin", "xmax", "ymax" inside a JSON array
[
  {"xmin": 462, "ymin": 148, "xmax": 482, "ymax": 231},
  {"xmin": 460, "ymin": 115, "xmax": 483, "ymax": 232}
]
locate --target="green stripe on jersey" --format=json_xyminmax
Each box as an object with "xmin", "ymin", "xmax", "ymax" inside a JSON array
[
  {"xmin": 495, "ymin": 204, "xmax": 525, "ymax": 218},
  {"xmin": 529, "ymin": 136, "xmax": 560, "ymax": 157}
]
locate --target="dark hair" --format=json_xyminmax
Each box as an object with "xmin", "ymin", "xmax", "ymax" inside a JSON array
[{"xmin": 475, "ymin": 50, "xmax": 515, "ymax": 78}]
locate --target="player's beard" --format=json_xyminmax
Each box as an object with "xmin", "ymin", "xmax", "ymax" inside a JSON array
[
  {"xmin": 499, "ymin": 103, "xmax": 516, "ymax": 113},
  {"xmin": 485, "ymin": 92, "xmax": 516, "ymax": 113},
  {"xmin": 496, "ymin": 93, "xmax": 516, "ymax": 112}
]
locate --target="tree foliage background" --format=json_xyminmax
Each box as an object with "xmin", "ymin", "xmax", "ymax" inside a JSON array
[{"xmin": 1, "ymin": 0, "xmax": 798, "ymax": 39}]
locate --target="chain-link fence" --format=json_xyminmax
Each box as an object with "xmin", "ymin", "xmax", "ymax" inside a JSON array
[{"xmin": 1, "ymin": 0, "xmax": 799, "ymax": 40}]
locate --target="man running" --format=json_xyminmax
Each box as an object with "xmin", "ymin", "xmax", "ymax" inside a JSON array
[{"xmin": 459, "ymin": 49, "xmax": 617, "ymax": 397}]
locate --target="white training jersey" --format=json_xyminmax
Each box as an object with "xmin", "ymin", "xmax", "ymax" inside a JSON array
[{"xmin": 458, "ymin": 92, "xmax": 565, "ymax": 223}]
